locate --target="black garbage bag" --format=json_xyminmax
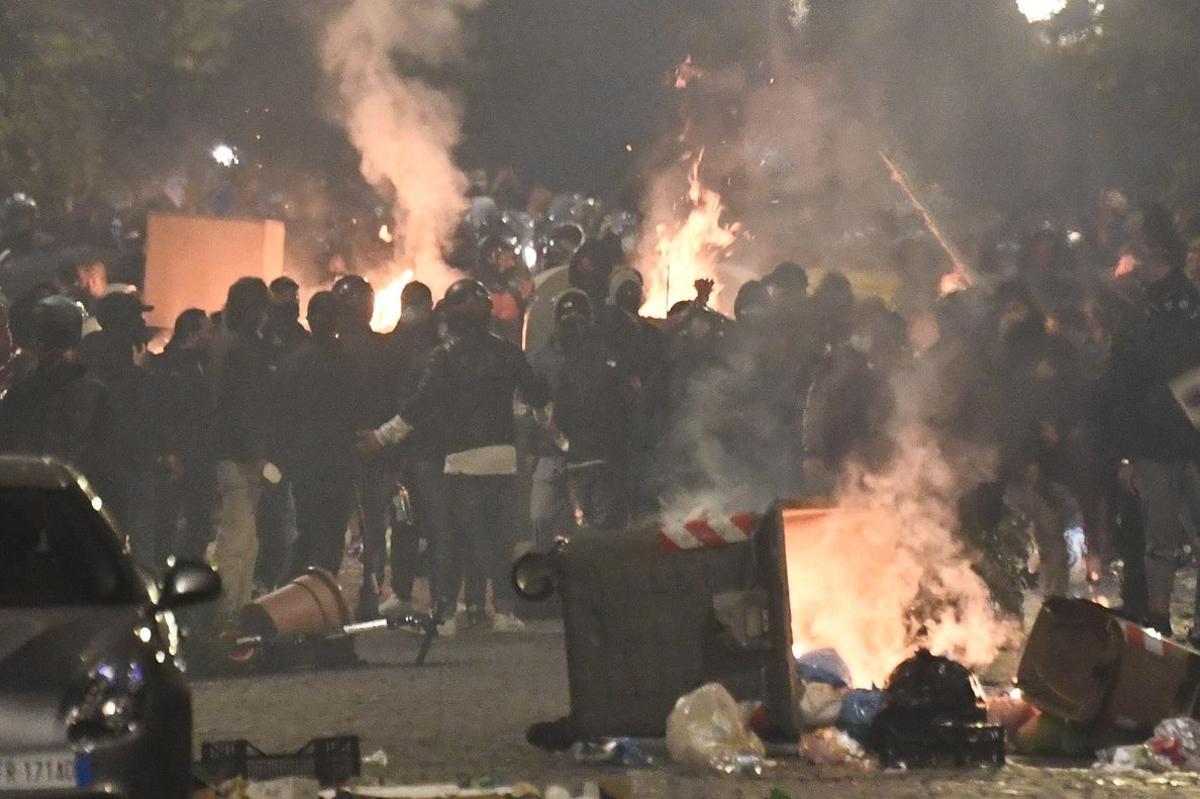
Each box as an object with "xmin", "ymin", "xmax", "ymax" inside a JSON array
[{"xmin": 869, "ymin": 649, "xmax": 1004, "ymax": 769}]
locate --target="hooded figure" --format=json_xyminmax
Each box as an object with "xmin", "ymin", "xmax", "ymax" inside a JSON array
[
  {"xmin": 0, "ymin": 296, "xmax": 112, "ymax": 482},
  {"xmin": 550, "ymin": 289, "xmax": 636, "ymax": 531},
  {"xmin": 363, "ymin": 278, "xmax": 549, "ymax": 631}
]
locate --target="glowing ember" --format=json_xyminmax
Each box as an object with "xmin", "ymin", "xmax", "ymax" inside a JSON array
[
  {"xmin": 642, "ymin": 155, "xmax": 740, "ymax": 316},
  {"xmin": 674, "ymin": 55, "xmax": 704, "ymax": 90},
  {"xmin": 370, "ymin": 268, "xmax": 414, "ymax": 332},
  {"xmin": 939, "ymin": 271, "xmax": 969, "ymax": 296}
]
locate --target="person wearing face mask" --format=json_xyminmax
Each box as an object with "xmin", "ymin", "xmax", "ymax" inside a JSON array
[
  {"xmin": 263, "ymin": 276, "xmax": 309, "ymax": 362},
  {"xmin": 255, "ymin": 276, "xmax": 309, "ymax": 591},
  {"xmin": 334, "ymin": 274, "xmax": 404, "ymax": 621},
  {"xmin": 359, "ymin": 279, "xmax": 549, "ymax": 632},
  {"xmin": 209, "ymin": 277, "xmax": 273, "ymax": 625},
  {"xmin": 380, "ymin": 281, "xmax": 455, "ymax": 625},
  {"xmin": 550, "ymin": 290, "xmax": 636, "ymax": 531}
]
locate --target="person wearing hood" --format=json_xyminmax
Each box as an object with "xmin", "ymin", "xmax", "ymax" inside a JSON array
[
  {"xmin": 568, "ymin": 239, "xmax": 617, "ymax": 310},
  {"xmin": 150, "ymin": 308, "xmax": 217, "ymax": 565},
  {"xmin": 255, "ymin": 276, "xmax": 308, "ymax": 591},
  {"xmin": 550, "ymin": 290, "xmax": 636, "ymax": 531},
  {"xmin": 77, "ymin": 290, "xmax": 160, "ymax": 561},
  {"xmin": 0, "ymin": 295, "xmax": 113, "ymax": 484},
  {"xmin": 272, "ymin": 291, "xmax": 363, "ymax": 579},
  {"xmin": 360, "ymin": 278, "xmax": 549, "ymax": 632},
  {"xmin": 598, "ymin": 267, "xmax": 662, "ymax": 385},
  {"xmin": 210, "ymin": 277, "xmax": 273, "ymax": 624},
  {"xmin": 334, "ymin": 274, "xmax": 403, "ymax": 620},
  {"xmin": 381, "ymin": 281, "xmax": 454, "ymax": 623}
]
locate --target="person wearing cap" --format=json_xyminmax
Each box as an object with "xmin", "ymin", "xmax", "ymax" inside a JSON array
[
  {"xmin": 77, "ymin": 289, "xmax": 160, "ymax": 561},
  {"xmin": 359, "ymin": 278, "xmax": 549, "ymax": 632},
  {"xmin": 0, "ymin": 296, "xmax": 113, "ymax": 484}
]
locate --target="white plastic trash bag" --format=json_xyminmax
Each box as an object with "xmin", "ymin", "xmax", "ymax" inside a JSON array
[{"xmin": 665, "ymin": 683, "xmax": 766, "ymax": 773}]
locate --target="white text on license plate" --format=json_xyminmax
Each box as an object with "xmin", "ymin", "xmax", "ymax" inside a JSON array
[{"xmin": 0, "ymin": 753, "xmax": 84, "ymax": 790}]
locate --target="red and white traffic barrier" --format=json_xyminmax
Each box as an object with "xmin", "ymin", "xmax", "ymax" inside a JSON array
[
  {"xmin": 1116, "ymin": 619, "xmax": 1169, "ymax": 657},
  {"xmin": 657, "ymin": 512, "xmax": 758, "ymax": 552}
]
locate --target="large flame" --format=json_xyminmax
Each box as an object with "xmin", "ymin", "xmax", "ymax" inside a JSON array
[
  {"xmin": 783, "ymin": 429, "xmax": 1016, "ymax": 687},
  {"xmin": 642, "ymin": 156, "xmax": 741, "ymax": 316},
  {"xmin": 370, "ymin": 268, "xmax": 415, "ymax": 332}
]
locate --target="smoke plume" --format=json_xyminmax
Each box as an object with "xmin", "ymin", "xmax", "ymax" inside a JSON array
[{"xmin": 321, "ymin": 0, "xmax": 482, "ymax": 296}]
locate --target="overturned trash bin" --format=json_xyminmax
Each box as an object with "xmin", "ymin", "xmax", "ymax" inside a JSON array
[
  {"xmin": 1018, "ymin": 597, "xmax": 1200, "ymax": 734},
  {"xmin": 518, "ymin": 501, "xmax": 878, "ymax": 740}
]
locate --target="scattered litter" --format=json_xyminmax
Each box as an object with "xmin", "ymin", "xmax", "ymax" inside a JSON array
[
  {"xmin": 798, "ymin": 728, "xmax": 872, "ymax": 768},
  {"xmin": 1094, "ymin": 717, "xmax": 1200, "ymax": 773},
  {"xmin": 797, "ymin": 680, "xmax": 846, "ymax": 728},
  {"xmin": 665, "ymin": 683, "xmax": 767, "ymax": 775},
  {"xmin": 794, "ymin": 648, "xmax": 852, "ymax": 688},
  {"xmin": 837, "ymin": 689, "xmax": 884, "ymax": 743},
  {"xmin": 572, "ymin": 738, "xmax": 654, "ymax": 767},
  {"xmin": 985, "ymin": 689, "xmax": 1037, "ymax": 741},
  {"xmin": 335, "ymin": 783, "xmax": 538, "ymax": 798},
  {"xmin": 361, "ymin": 750, "xmax": 389, "ymax": 784}
]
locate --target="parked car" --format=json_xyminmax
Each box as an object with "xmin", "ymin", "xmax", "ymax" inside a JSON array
[{"xmin": 0, "ymin": 456, "xmax": 220, "ymax": 798}]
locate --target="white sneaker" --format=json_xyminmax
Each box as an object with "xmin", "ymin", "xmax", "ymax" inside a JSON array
[
  {"xmin": 437, "ymin": 616, "xmax": 457, "ymax": 638},
  {"xmin": 378, "ymin": 595, "xmax": 413, "ymax": 619},
  {"xmin": 491, "ymin": 612, "xmax": 526, "ymax": 633}
]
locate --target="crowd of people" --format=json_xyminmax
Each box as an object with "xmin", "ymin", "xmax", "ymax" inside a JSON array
[{"xmin": 2, "ymin": 185, "xmax": 1200, "ymax": 645}]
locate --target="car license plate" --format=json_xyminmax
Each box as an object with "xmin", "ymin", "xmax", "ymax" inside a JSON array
[{"xmin": 0, "ymin": 752, "xmax": 90, "ymax": 790}]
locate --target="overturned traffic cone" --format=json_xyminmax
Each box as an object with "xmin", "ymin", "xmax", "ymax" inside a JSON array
[{"xmin": 238, "ymin": 567, "xmax": 352, "ymax": 638}]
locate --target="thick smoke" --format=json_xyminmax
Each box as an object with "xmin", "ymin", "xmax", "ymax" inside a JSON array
[
  {"xmin": 647, "ymin": 9, "xmax": 1019, "ymax": 682},
  {"xmin": 321, "ymin": 0, "xmax": 482, "ymax": 296}
]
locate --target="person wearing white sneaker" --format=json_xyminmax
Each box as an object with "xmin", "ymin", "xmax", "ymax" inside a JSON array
[
  {"xmin": 357, "ymin": 279, "xmax": 551, "ymax": 638},
  {"xmin": 491, "ymin": 612, "xmax": 526, "ymax": 633}
]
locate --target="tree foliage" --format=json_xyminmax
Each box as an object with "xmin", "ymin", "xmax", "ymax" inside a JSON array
[{"xmin": 0, "ymin": 0, "xmax": 240, "ymax": 211}]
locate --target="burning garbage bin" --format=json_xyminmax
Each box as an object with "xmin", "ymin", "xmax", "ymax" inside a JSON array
[{"xmin": 518, "ymin": 500, "xmax": 893, "ymax": 740}]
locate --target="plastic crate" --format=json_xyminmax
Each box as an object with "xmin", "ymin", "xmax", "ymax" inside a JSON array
[{"xmin": 199, "ymin": 736, "xmax": 360, "ymax": 786}]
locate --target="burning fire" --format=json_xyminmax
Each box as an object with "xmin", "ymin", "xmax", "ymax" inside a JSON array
[
  {"xmin": 781, "ymin": 430, "xmax": 1016, "ymax": 687},
  {"xmin": 370, "ymin": 268, "xmax": 414, "ymax": 332},
  {"xmin": 642, "ymin": 155, "xmax": 741, "ymax": 316}
]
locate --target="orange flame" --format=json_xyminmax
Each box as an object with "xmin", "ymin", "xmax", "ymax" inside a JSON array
[
  {"xmin": 643, "ymin": 156, "xmax": 740, "ymax": 316},
  {"xmin": 370, "ymin": 268, "xmax": 414, "ymax": 332}
]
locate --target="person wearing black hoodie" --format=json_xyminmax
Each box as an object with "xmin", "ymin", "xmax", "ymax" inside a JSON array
[
  {"xmin": 272, "ymin": 291, "xmax": 363, "ymax": 578},
  {"xmin": 209, "ymin": 277, "xmax": 272, "ymax": 623},
  {"xmin": 0, "ymin": 296, "xmax": 112, "ymax": 483},
  {"xmin": 361, "ymin": 279, "xmax": 549, "ymax": 631},
  {"xmin": 550, "ymin": 290, "xmax": 636, "ymax": 531},
  {"xmin": 381, "ymin": 281, "xmax": 454, "ymax": 621},
  {"xmin": 255, "ymin": 276, "xmax": 310, "ymax": 590},
  {"xmin": 150, "ymin": 308, "xmax": 216, "ymax": 564}
]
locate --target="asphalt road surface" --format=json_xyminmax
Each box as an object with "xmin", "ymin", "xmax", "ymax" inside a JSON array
[{"xmin": 190, "ymin": 617, "xmax": 1200, "ymax": 799}]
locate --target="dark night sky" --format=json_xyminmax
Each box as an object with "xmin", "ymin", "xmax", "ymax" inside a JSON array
[{"xmin": 210, "ymin": 0, "xmax": 767, "ymax": 202}]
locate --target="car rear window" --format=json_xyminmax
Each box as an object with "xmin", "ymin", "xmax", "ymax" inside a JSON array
[{"xmin": 0, "ymin": 486, "xmax": 143, "ymax": 607}]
